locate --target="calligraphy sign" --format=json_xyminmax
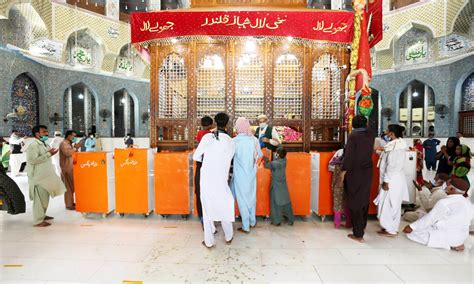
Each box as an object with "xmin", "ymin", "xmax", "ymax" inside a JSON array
[
  {"xmin": 405, "ymin": 40, "xmax": 428, "ymax": 62},
  {"xmin": 131, "ymin": 10, "xmax": 355, "ymax": 44}
]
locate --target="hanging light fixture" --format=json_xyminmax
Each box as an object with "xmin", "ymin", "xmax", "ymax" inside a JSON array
[{"xmin": 413, "ymin": 90, "xmax": 419, "ymax": 97}]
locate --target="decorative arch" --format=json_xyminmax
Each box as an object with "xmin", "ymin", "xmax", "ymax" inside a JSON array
[
  {"xmin": 112, "ymin": 88, "xmax": 139, "ymax": 137},
  {"xmin": 65, "ymin": 28, "xmax": 105, "ymax": 69},
  {"xmin": 311, "ymin": 54, "xmax": 341, "ymax": 120},
  {"xmin": 114, "ymin": 44, "xmax": 146, "ymax": 77},
  {"xmin": 235, "ymin": 53, "xmax": 264, "ymax": 119},
  {"xmin": 274, "ymin": 53, "xmax": 303, "ymax": 119},
  {"xmin": 63, "ymin": 82, "xmax": 99, "ymax": 135},
  {"xmin": 196, "ymin": 53, "xmax": 225, "ymax": 118},
  {"xmin": 10, "ymin": 73, "xmax": 40, "ymax": 136},
  {"xmin": 159, "ymin": 52, "xmax": 188, "ymax": 118},
  {"xmin": 394, "ymin": 25, "xmax": 434, "ymax": 66},
  {"xmin": 397, "ymin": 80, "xmax": 435, "ymax": 137}
]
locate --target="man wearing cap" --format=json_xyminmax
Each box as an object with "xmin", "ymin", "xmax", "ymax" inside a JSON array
[
  {"xmin": 255, "ymin": 115, "xmax": 281, "ymax": 152},
  {"xmin": 403, "ymin": 173, "xmax": 450, "ymax": 222},
  {"xmin": 49, "ymin": 131, "xmax": 63, "ymax": 176},
  {"xmin": 403, "ymin": 178, "xmax": 473, "ymax": 251}
]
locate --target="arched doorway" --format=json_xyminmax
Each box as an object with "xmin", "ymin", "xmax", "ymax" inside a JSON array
[
  {"xmin": 398, "ymin": 80, "xmax": 435, "ymax": 137},
  {"xmin": 10, "ymin": 73, "xmax": 39, "ymax": 136},
  {"xmin": 112, "ymin": 89, "xmax": 137, "ymax": 137},
  {"xmin": 461, "ymin": 73, "xmax": 474, "ymax": 111},
  {"xmin": 63, "ymin": 83, "xmax": 97, "ymax": 136}
]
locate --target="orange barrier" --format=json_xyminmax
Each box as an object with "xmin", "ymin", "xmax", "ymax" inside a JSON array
[
  {"xmin": 154, "ymin": 152, "xmax": 190, "ymax": 215},
  {"xmin": 315, "ymin": 152, "xmax": 380, "ymax": 217},
  {"xmin": 286, "ymin": 152, "xmax": 311, "ymax": 216},
  {"xmin": 115, "ymin": 149, "xmax": 154, "ymax": 216},
  {"xmin": 317, "ymin": 152, "xmax": 335, "ymax": 216},
  {"xmin": 73, "ymin": 152, "xmax": 114, "ymax": 216}
]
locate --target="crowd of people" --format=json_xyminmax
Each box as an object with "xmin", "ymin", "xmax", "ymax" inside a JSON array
[
  {"xmin": 1, "ymin": 113, "xmax": 473, "ymax": 251},
  {"xmin": 331, "ymin": 115, "xmax": 473, "ymax": 251}
]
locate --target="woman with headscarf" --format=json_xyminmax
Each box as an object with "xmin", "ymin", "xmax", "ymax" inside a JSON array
[
  {"xmin": 232, "ymin": 117, "xmax": 263, "ymax": 233},
  {"xmin": 450, "ymin": 144, "xmax": 471, "ymax": 187},
  {"xmin": 436, "ymin": 137, "xmax": 460, "ymax": 176},
  {"xmin": 374, "ymin": 124, "xmax": 410, "ymax": 237}
]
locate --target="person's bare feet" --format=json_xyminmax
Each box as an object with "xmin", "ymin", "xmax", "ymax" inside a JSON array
[
  {"xmin": 34, "ymin": 221, "xmax": 51, "ymax": 227},
  {"xmin": 347, "ymin": 234, "xmax": 365, "ymax": 243},
  {"xmin": 66, "ymin": 206, "xmax": 76, "ymax": 210},
  {"xmin": 470, "ymin": 231, "xmax": 474, "ymax": 236},
  {"xmin": 226, "ymin": 238, "xmax": 233, "ymax": 245},
  {"xmin": 377, "ymin": 230, "xmax": 397, "ymax": 237},
  {"xmin": 450, "ymin": 244, "xmax": 465, "ymax": 252},
  {"xmin": 44, "ymin": 216, "xmax": 54, "ymax": 221}
]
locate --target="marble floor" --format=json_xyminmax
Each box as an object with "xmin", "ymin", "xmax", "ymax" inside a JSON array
[{"xmin": 1, "ymin": 175, "xmax": 473, "ymax": 284}]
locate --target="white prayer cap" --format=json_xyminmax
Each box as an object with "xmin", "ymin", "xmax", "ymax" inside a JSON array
[
  {"xmin": 54, "ymin": 131, "xmax": 62, "ymax": 136},
  {"xmin": 257, "ymin": 114, "xmax": 268, "ymax": 121}
]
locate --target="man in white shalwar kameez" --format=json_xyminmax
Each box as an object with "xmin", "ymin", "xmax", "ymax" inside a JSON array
[
  {"xmin": 403, "ymin": 178, "xmax": 473, "ymax": 251},
  {"xmin": 403, "ymin": 173, "xmax": 449, "ymax": 222},
  {"xmin": 193, "ymin": 113, "xmax": 236, "ymax": 248},
  {"xmin": 49, "ymin": 131, "xmax": 63, "ymax": 177},
  {"xmin": 374, "ymin": 124, "xmax": 409, "ymax": 236}
]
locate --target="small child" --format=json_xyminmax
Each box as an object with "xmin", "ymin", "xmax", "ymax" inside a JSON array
[
  {"xmin": 264, "ymin": 147, "xmax": 294, "ymax": 226},
  {"xmin": 451, "ymin": 144, "xmax": 471, "ymax": 187},
  {"xmin": 195, "ymin": 116, "xmax": 214, "ymax": 224},
  {"xmin": 329, "ymin": 148, "xmax": 346, "ymax": 229}
]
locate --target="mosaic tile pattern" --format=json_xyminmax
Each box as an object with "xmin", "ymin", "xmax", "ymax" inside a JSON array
[
  {"xmin": 10, "ymin": 73, "xmax": 40, "ymax": 136},
  {"xmin": 378, "ymin": 0, "xmax": 468, "ymax": 51}
]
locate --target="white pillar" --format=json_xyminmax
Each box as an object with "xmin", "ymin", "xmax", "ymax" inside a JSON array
[
  {"xmin": 148, "ymin": 0, "xmax": 161, "ymax": 11},
  {"xmin": 84, "ymin": 87, "xmax": 89, "ymax": 134},
  {"xmin": 331, "ymin": 0, "xmax": 342, "ymax": 10},
  {"xmin": 423, "ymin": 84, "xmax": 429, "ymax": 137},
  {"xmin": 124, "ymin": 90, "xmax": 130, "ymax": 135},
  {"xmin": 105, "ymin": 0, "xmax": 120, "ymax": 20},
  {"xmin": 382, "ymin": 0, "xmax": 390, "ymax": 12},
  {"xmin": 67, "ymin": 87, "xmax": 73, "ymax": 130},
  {"xmin": 407, "ymin": 84, "xmax": 412, "ymax": 137}
]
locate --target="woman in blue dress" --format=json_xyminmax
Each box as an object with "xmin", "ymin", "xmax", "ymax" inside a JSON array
[{"xmin": 232, "ymin": 117, "xmax": 263, "ymax": 233}]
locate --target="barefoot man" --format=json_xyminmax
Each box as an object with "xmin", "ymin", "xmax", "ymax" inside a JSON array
[{"xmin": 403, "ymin": 178, "xmax": 473, "ymax": 252}]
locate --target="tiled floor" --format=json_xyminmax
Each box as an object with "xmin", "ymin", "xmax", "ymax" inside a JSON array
[{"xmin": 1, "ymin": 175, "xmax": 473, "ymax": 283}]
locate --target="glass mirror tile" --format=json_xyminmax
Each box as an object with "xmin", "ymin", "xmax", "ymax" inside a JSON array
[
  {"xmin": 158, "ymin": 53, "xmax": 188, "ymax": 118},
  {"xmin": 273, "ymin": 53, "xmax": 303, "ymax": 119},
  {"xmin": 235, "ymin": 53, "xmax": 264, "ymax": 119},
  {"xmin": 197, "ymin": 54, "xmax": 226, "ymax": 118},
  {"xmin": 312, "ymin": 54, "xmax": 341, "ymax": 119}
]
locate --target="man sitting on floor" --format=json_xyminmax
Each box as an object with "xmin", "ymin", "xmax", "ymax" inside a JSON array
[
  {"xmin": 403, "ymin": 178, "xmax": 473, "ymax": 252},
  {"xmin": 404, "ymin": 173, "xmax": 450, "ymax": 222}
]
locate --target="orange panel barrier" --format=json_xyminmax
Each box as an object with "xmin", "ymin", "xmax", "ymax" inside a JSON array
[
  {"xmin": 74, "ymin": 152, "xmax": 114, "ymax": 214},
  {"xmin": 154, "ymin": 152, "xmax": 190, "ymax": 215},
  {"xmin": 286, "ymin": 152, "xmax": 311, "ymax": 216},
  {"xmin": 316, "ymin": 152, "xmax": 380, "ymax": 216},
  {"xmin": 115, "ymin": 149, "xmax": 153, "ymax": 215},
  {"xmin": 317, "ymin": 152, "xmax": 335, "ymax": 216}
]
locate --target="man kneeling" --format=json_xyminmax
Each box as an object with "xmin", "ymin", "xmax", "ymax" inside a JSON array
[{"xmin": 403, "ymin": 178, "xmax": 473, "ymax": 251}]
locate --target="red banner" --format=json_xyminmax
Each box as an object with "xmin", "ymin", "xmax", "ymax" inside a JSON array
[
  {"xmin": 367, "ymin": 0, "xmax": 383, "ymax": 48},
  {"xmin": 131, "ymin": 10, "xmax": 355, "ymax": 44}
]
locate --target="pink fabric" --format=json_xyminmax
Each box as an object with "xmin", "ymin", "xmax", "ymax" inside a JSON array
[{"xmin": 235, "ymin": 117, "xmax": 252, "ymax": 136}]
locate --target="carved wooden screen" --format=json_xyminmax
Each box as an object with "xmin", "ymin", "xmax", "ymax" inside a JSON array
[
  {"xmin": 273, "ymin": 53, "xmax": 303, "ymax": 119},
  {"xmin": 196, "ymin": 54, "xmax": 226, "ymax": 118},
  {"xmin": 158, "ymin": 53, "xmax": 187, "ymax": 118},
  {"xmin": 235, "ymin": 53, "xmax": 264, "ymax": 119},
  {"xmin": 312, "ymin": 54, "xmax": 341, "ymax": 119}
]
